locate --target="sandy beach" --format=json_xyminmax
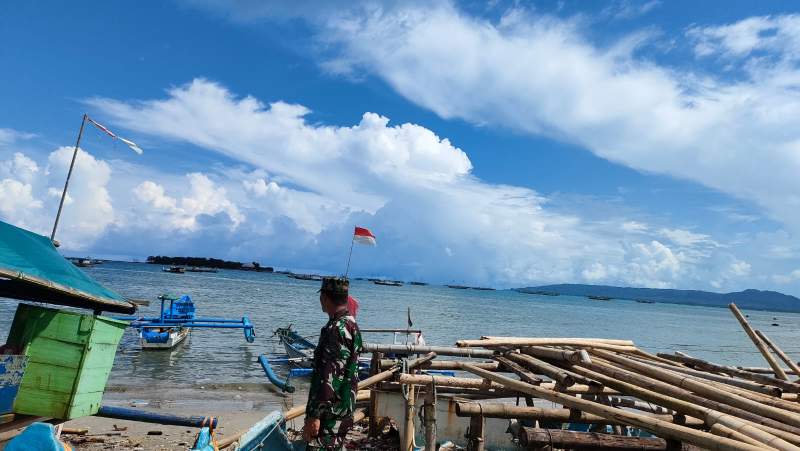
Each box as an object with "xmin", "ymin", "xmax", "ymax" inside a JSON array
[{"xmin": 60, "ymin": 384, "xmax": 309, "ymax": 450}]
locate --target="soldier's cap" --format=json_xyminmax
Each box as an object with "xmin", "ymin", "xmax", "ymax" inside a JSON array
[{"xmin": 318, "ymin": 276, "xmax": 349, "ymax": 295}]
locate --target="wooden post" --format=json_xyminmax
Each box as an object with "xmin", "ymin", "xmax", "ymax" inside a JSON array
[
  {"xmin": 755, "ymin": 330, "xmax": 800, "ymax": 378},
  {"xmin": 403, "ymin": 384, "xmax": 415, "ymax": 451},
  {"xmin": 729, "ymin": 303, "xmax": 789, "ymax": 380},
  {"xmin": 423, "ymin": 381, "xmax": 436, "ymax": 451},
  {"xmin": 465, "ymin": 413, "xmax": 485, "ymax": 451},
  {"xmin": 369, "ymin": 351, "xmax": 382, "ymax": 437},
  {"xmin": 519, "ymin": 427, "xmax": 703, "ymax": 450}
]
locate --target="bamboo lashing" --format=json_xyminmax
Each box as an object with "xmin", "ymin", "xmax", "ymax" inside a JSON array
[{"xmin": 729, "ymin": 303, "xmax": 789, "ymax": 380}]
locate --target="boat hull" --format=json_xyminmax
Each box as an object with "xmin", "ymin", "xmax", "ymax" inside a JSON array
[{"xmin": 140, "ymin": 327, "xmax": 190, "ymax": 349}]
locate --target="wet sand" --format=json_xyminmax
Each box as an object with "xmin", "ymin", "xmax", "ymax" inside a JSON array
[{"xmin": 61, "ymin": 384, "xmax": 309, "ymax": 450}]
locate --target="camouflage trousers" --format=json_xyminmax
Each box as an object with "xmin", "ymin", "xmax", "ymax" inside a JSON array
[{"xmin": 306, "ymin": 415, "xmax": 353, "ymax": 451}]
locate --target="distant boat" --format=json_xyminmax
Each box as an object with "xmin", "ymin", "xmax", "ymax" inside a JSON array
[
  {"xmin": 374, "ymin": 280, "xmax": 403, "ymax": 287},
  {"xmin": 409, "ymin": 281, "xmax": 428, "ymax": 286},
  {"xmin": 162, "ymin": 266, "xmax": 185, "ymax": 274},
  {"xmin": 471, "ymin": 287, "xmax": 496, "ymax": 291},
  {"xmin": 588, "ymin": 295, "xmax": 612, "ymax": 301},
  {"xmin": 446, "ymin": 285, "xmax": 469, "ymax": 289},
  {"xmin": 288, "ymin": 273, "xmax": 322, "ymax": 281},
  {"xmin": 186, "ymin": 267, "xmax": 218, "ymax": 273},
  {"xmin": 527, "ymin": 290, "xmax": 559, "ymax": 296},
  {"xmin": 635, "ymin": 299, "xmax": 655, "ymax": 304},
  {"xmin": 72, "ymin": 258, "xmax": 93, "ymax": 268}
]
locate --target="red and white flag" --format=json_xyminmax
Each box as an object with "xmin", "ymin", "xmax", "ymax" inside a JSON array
[
  {"xmin": 353, "ymin": 226, "xmax": 376, "ymax": 246},
  {"xmin": 87, "ymin": 117, "xmax": 143, "ymax": 155}
]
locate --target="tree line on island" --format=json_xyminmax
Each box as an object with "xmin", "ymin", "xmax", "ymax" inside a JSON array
[{"xmin": 146, "ymin": 256, "xmax": 273, "ymax": 272}]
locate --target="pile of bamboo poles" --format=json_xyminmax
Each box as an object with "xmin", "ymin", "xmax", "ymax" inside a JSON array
[{"xmin": 357, "ymin": 303, "xmax": 800, "ymax": 451}]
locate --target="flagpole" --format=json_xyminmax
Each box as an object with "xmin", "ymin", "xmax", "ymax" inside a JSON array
[
  {"xmin": 344, "ymin": 234, "xmax": 355, "ymax": 278},
  {"xmin": 51, "ymin": 114, "xmax": 87, "ymax": 242}
]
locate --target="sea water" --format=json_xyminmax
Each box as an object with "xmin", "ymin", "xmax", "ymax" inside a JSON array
[{"xmin": 0, "ymin": 261, "xmax": 797, "ymax": 390}]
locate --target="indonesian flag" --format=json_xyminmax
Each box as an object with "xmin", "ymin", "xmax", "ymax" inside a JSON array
[
  {"xmin": 353, "ymin": 226, "xmax": 376, "ymax": 246},
  {"xmin": 87, "ymin": 117, "xmax": 144, "ymax": 155}
]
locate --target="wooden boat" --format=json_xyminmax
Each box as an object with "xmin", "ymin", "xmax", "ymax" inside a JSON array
[
  {"xmin": 162, "ymin": 266, "xmax": 185, "ymax": 274},
  {"xmin": 374, "ymin": 280, "xmax": 403, "ymax": 287},
  {"xmin": 471, "ymin": 286, "xmax": 496, "ymax": 291},
  {"xmin": 193, "ymin": 411, "xmax": 296, "ymax": 450},
  {"xmin": 409, "ymin": 281, "xmax": 427, "ymax": 286},
  {"xmin": 446, "ymin": 284, "xmax": 469, "ymax": 289},
  {"xmin": 275, "ymin": 326, "xmax": 316, "ymax": 367}
]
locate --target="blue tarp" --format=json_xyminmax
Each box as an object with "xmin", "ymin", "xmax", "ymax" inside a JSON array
[{"xmin": 0, "ymin": 220, "xmax": 135, "ymax": 313}]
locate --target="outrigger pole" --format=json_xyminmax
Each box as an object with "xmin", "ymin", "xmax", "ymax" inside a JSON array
[
  {"xmin": 51, "ymin": 114, "xmax": 88, "ymax": 242},
  {"xmin": 344, "ymin": 233, "xmax": 355, "ymax": 278}
]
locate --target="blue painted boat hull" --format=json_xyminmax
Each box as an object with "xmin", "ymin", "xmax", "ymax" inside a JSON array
[{"xmin": 192, "ymin": 411, "xmax": 302, "ymax": 451}]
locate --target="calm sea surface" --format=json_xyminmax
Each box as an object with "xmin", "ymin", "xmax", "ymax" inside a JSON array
[{"xmin": 1, "ymin": 261, "xmax": 798, "ymax": 389}]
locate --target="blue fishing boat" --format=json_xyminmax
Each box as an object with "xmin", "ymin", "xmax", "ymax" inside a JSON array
[
  {"xmin": 117, "ymin": 294, "xmax": 255, "ymax": 349},
  {"xmin": 193, "ymin": 411, "xmax": 300, "ymax": 450},
  {"xmin": 275, "ymin": 326, "xmax": 316, "ymax": 366}
]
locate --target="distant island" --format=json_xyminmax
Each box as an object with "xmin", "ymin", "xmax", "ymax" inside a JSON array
[
  {"xmin": 146, "ymin": 256, "xmax": 273, "ymax": 272},
  {"xmin": 517, "ymin": 284, "xmax": 800, "ymax": 313}
]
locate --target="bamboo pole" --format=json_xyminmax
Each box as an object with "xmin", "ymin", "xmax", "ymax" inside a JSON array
[
  {"xmin": 570, "ymin": 357, "xmax": 800, "ymax": 446},
  {"xmin": 493, "ymin": 355, "xmax": 543, "ymax": 385},
  {"xmin": 380, "ymin": 359, "xmax": 500, "ymax": 371},
  {"xmin": 364, "ymin": 343, "xmax": 494, "ymax": 358},
  {"xmin": 628, "ymin": 355, "xmax": 784, "ymax": 396},
  {"xmin": 503, "ymin": 352, "xmax": 576, "ymax": 386},
  {"xmin": 519, "ymin": 427, "xmax": 704, "ymax": 451},
  {"xmin": 739, "ymin": 367, "xmax": 799, "ymax": 376},
  {"xmin": 729, "ymin": 303, "xmax": 789, "ymax": 380},
  {"xmin": 710, "ymin": 423, "xmax": 769, "ymax": 448},
  {"xmin": 755, "ymin": 330, "xmax": 800, "ymax": 379},
  {"xmin": 457, "ymin": 338, "xmax": 636, "ymax": 352},
  {"xmin": 581, "ymin": 394, "xmax": 675, "ymax": 416},
  {"xmin": 465, "ymin": 414, "xmax": 485, "ymax": 451},
  {"xmin": 480, "ymin": 337, "xmax": 635, "ymax": 346},
  {"xmin": 593, "ymin": 349, "xmax": 800, "ymax": 429},
  {"xmin": 455, "ymin": 402, "xmax": 698, "ymax": 427},
  {"xmin": 396, "ymin": 373, "xmax": 617, "ymax": 395},
  {"xmin": 521, "ymin": 346, "xmax": 591, "ymax": 364},
  {"xmin": 658, "ymin": 353, "xmax": 800, "ymax": 392},
  {"xmin": 284, "ymin": 391, "xmax": 372, "ymax": 422},
  {"xmin": 460, "ymin": 363, "xmax": 765, "ymax": 451}
]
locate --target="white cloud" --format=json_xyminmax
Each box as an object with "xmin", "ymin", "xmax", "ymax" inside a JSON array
[
  {"xmin": 658, "ymin": 228, "xmax": 715, "ymax": 248},
  {"xmin": 688, "ymin": 15, "xmax": 800, "ymax": 61},
  {"xmin": 773, "ymin": 269, "xmax": 800, "ymax": 284},
  {"xmin": 279, "ymin": 4, "xmax": 800, "ymax": 238},
  {"xmin": 0, "ymin": 129, "xmax": 35, "ymax": 146},
  {"xmin": 83, "ymin": 79, "xmax": 763, "ymax": 288},
  {"xmin": 133, "ymin": 173, "xmax": 243, "ymax": 231},
  {"xmin": 0, "ymin": 152, "xmax": 39, "ymax": 183}
]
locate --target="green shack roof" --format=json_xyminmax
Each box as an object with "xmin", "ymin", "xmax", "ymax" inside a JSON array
[{"xmin": 0, "ymin": 220, "xmax": 136, "ymax": 314}]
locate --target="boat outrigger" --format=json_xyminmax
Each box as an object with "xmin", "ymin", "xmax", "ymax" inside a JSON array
[{"xmin": 117, "ymin": 294, "xmax": 255, "ymax": 349}]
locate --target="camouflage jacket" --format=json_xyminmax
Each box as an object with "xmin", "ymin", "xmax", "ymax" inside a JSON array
[{"xmin": 306, "ymin": 310, "xmax": 363, "ymax": 420}]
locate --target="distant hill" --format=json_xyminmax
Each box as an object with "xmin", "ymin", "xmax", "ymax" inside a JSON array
[{"xmin": 516, "ymin": 284, "xmax": 800, "ymax": 312}]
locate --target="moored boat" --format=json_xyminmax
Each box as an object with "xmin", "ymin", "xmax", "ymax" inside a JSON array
[
  {"xmin": 275, "ymin": 326, "xmax": 316, "ymax": 367},
  {"xmin": 446, "ymin": 284, "xmax": 469, "ymax": 289},
  {"xmin": 162, "ymin": 266, "xmax": 185, "ymax": 273},
  {"xmin": 374, "ymin": 280, "xmax": 403, "ymax": 287},
  {"xmin": 588, "ymin": 295, "xmax": 612, "ymax": 301},
  {"xmin": 186, "ymin": 266, "xmax": 218, "ymax": 273}
]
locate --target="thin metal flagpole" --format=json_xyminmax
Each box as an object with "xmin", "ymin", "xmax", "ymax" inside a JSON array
[
  {"xmin": 344, "ymin": 233, "xmax": 355, "ymax": 278},
  {"xmin": 51, "ymin": 114, "xmax": 88, "ymax": 242}
]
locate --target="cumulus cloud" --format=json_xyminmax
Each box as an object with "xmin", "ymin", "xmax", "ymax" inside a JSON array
[
  {"xmin": 688, "ymin": 15, "xmax": 800, "ymax": 61},
  {"xmin": 80, "ymin": 78, "xmax": 760, "ymax": 288}
]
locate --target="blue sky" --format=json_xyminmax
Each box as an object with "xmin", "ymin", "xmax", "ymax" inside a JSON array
[{"xmin": 2, "ymin": 1, "xmax": 800, "ymax": 292}]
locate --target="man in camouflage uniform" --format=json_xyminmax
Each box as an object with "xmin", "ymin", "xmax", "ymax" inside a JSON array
[{"xmin": 303, "ymin": 277, "xmax": 363, "ymax": 450}]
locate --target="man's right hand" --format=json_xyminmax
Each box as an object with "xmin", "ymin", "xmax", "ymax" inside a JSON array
[{"xmin": 302, "ymin": 416, "xmax": 320, "ymax": 442}]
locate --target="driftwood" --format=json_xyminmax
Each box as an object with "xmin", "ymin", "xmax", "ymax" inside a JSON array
[
  {"xmin": 519, "ymin": 427, "xmax": 703, "ymax": 450},
  {"xmin": 461, "ymin": 364, "xmax": 764, "ymax": 451},
  {"xmin": 729, "ymin": 303, "xmax": 789, "ymax": 380},
  {"xmin": 755, "ymin": 329, "xmax": 800, "ymax": 378}
]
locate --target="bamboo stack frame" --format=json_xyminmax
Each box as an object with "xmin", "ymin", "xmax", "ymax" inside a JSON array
[{"xmin": 283, "ymin": 303, "xmax": 800, "ymax": 450}]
